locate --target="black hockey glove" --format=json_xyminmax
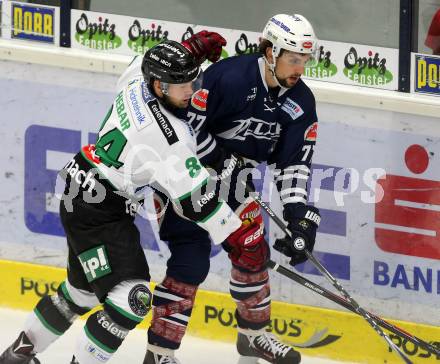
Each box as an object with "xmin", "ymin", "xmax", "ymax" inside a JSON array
[
  {"xmin": 206, "ymin": 147, "xmax": 254, "ymax": 205},
  {"xmin": 273, "ymin": 204, "xmax": 321, "ymax": 266},
  {"xmin": 206, "ymin": 147, "xmax": 245, "ymax": 180}
]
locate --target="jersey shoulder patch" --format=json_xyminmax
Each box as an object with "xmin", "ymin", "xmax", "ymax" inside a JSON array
[
  {"xmin": 304, "ymin": 122, "xmax": 318, "ymax": 141},
  {"xmin": 125, "ymin": 79, "xmax": 153, "ymax": 131},
  {"xmin": 191, "ymin": 89, "xmax": 209, "ymax": 111},
  {"xmin": 281, "ymin": 97, "xmax": 305, "ymax": 121}
]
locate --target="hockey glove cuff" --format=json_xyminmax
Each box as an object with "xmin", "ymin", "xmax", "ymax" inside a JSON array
[
  {"xmin": 274, "ymin": 204, "xmax": 321, "ymax": 266},
  {"xmin": 223, "ymin": 219, "xmax": 269, "ymax": 272}
]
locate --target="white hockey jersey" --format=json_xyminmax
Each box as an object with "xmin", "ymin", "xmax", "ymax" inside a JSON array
[{"xmin": 63, "ymin": 56, "xmax": 241, "ymax": 244}]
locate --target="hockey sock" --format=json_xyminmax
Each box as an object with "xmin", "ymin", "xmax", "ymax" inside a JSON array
[
  {"xmin": 229, "ymin": 268, "xmax": 271, "ymax": 330},
  {"xmin": 24, "ymin": 281, "xmax": 92, "ymax": 353},
  {"xmin": 74, "ymin": 280, "xmax": 151, "ymax": 364},
  {"xmin": 148, "ymin": 276, "xmax": 197, "ymax": 350},
  {"xmin": 74, "ymin": 309, "xmax": 129, "ymax": 364}
]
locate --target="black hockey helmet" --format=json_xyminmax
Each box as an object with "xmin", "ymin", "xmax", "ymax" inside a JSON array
[{"xmin": 142, "ymin": 40, "xmax": 201, "ymax": 85}]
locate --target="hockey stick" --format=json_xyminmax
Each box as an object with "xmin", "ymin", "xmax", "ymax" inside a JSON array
[
  {"xmin": 240, "ymin": 183, "xmax": 414, "ymax": 364},
  {"xmin": 267, "ymin": 260, "xmax": 440, "ymax": 357}
]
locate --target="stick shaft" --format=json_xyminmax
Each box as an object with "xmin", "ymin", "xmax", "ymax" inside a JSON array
[
  {"xmin": 267, "ymin": 261, "xmax": 440, "ymax": 357},
  {"xmin": 243, "ymin": 184, "xmax": 413, "ymax": 363}
]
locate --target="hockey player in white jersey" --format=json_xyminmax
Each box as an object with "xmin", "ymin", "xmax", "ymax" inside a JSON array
[{"xmin": 0, "ymin": 33, "xmax": 267, "ymax": 364}]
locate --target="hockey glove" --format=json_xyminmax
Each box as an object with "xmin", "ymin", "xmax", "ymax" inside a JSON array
[
  {"xmin": 204, "ymin": 147, "xmax": 247, "ymax": 181},
  {"xmin": 273, "ymin": 204, "xmax": 321, "ymax": 266},
  {"xmin": 207, "ymin": 149, "xmax": 256, "ymax": 206},
  {"xmin": 182, "ymin": 30, "xmax": 227, "ymax": 64},
  {"xmin": 224, "ymin": 219, "xmax": 269, "ymax": 272},
  {"xmin": 214, "ymin": 153, "xmax": 245, "ymax": 181}
]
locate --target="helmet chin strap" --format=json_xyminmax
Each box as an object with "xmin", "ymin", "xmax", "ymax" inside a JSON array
[
  {"xmin": 263, "ymin": 55, "xmax": 282, "ymax": 88},
  {"xmin": 263, "ymin": 46, "xmax": 288, "ymax": 91}
]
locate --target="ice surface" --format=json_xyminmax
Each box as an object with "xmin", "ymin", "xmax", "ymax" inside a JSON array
[{"xmin": 0, "ymin": 308, "xmax": 354, "ymax": 363}]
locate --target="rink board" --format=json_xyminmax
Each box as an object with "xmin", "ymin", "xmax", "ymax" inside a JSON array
[
  {"xmin": 1, "ymin": 259, "xmax": 439, "ymax": 363},
  {"xmin": 1, "ymin": 60, "xmax": 440, "ymax": 328}
]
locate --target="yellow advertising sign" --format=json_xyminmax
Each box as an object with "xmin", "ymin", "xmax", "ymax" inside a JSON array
[
  {"xmin": 11, "ymin": 2, "xmax": 54, "ymax": 43},
  {"xmin": 0, "ymin": 259, "xmax": 438, "ymax": 363}
]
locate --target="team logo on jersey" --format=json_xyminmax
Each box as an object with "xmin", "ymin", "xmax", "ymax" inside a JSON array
[
  {"xmin": 191, "ymin": 89, "xmax": 209, "ymax": 111},
  {"xmin": 304, "ymin": 122, "xmax": 318, "ymax": 141},
  {"xmin": 128, "ymin": 284, "xmax": 152, "ymax": 317},
  {"xmin": 217, "ymin": 118, "xmax": 281, "ymax": 142},
  {"xmin": 246, "ymin": 87, "xmax": 257, "ymax": 101},
  {"xmin": 281, "ymin": 97, "xmax": 304, "ymax": 121}
]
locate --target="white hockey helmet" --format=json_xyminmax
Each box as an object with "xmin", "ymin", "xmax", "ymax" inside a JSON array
[{"xmin": 262, "ymin": 14, "xmax": 318, "ymax": 57}]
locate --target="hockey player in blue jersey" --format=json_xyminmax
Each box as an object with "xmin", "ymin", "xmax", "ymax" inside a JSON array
[{"xmin": 176, "ymin": 14, "xmax": 320, "ymax": 363}]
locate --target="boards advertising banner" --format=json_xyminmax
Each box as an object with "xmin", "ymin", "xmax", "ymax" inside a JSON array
[
  {"xmin": 1, "ymin": 0, "xmax": 59, "ymax": 44},
  {"xmin": 70, "ymin": 10, "xmax": 399, "ymax": 91},
  {"xmin": 414, "ymin": 53, "xmax": 440, "ymax": 96}
]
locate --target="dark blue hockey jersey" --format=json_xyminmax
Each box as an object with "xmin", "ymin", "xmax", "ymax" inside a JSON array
[{"xmin": 182, "ymin": 53, "xmax": 318, "ymax": 208}]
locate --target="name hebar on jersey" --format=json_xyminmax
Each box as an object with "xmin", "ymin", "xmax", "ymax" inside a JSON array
[{"xmin": 147, "ymin": 100, "xmax": 179, "ymax": 145}]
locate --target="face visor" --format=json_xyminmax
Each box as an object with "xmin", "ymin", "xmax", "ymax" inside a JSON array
[
  {"xmin": 161, "ymin": 68, "xmax": 204, "ymax": 100},
  {"xmin": 283, "ymin": 50, "xmax": 319, "ymax": 68}
]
